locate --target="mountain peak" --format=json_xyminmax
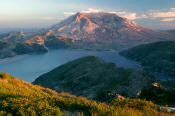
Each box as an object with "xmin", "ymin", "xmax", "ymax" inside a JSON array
[
  {"xmin": 25, "ymin": 11, "xmax": 173, "ymax": 50},
  {"xmin": 75, "ymin": 11, "xmax": 123, "ymax": 20}
]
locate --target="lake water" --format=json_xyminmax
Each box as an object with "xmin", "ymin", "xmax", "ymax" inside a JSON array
[{"xmin": 0, "ymin": 49, "xmax": 142, "ymax": 82}]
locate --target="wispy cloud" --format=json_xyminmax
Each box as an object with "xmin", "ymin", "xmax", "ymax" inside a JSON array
[
  {"xmin": 63, "ymin": 8, "xmax": 102, "ymax": 17},
  {"xmin": 81, "ymin": 8, "xmax": 102, "ymax": 13},
  {"xmin": 64, "ymin": 12, "xmax": 76, "ymax": 17},
  {"xmin": 150, "ymin": 8, "xmax": 175, "ymax": 18},
  {"xmin": 64, "ymin": 8, "xmax": 147, "ymax": 20},
  {"xmin": 109, "ymin": 11, "xmax": 148, "ymax": 20},
  {"xmin": 81, "ymin": 8, "xmax": 148, "ymax": 20},
  {"xmin": 148, "ymin": 8, "xmax": 175, "ymax": 22},
  {"xmin": 171, "ymin": 8, "xmax": 175, "ymax": 11},
  {"xmin": 150, "ymin": 12, "xmax": 175, "ymax": 18},
  {"xmin": 161, "ymin": 18, "xmax": 175, "ymax": 22},
  {"xmin": 48, "ymin": 8, "xmax": 175, "ymax": 24},
  {"xmin": 110, "ymin": 11, "xmax": 136, "ymax": 20}
]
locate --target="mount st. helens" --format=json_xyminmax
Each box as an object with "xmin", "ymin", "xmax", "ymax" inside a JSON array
[
  {"xmin": 47, "ymin": 12, "xmax": 173, "ymax": 49},
  {"xmin": 25, "ymin": 12, "xmax": 174, "ymax": 49}
]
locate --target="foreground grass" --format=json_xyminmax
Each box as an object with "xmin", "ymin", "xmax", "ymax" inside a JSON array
[{"xmin": 0, "ymin": 73, "xmax": 174, "ymax": 116}]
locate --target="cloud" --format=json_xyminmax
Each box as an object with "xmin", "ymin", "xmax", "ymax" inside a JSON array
[
  {"xmin": 62, "ymin": 8, "xmax": 149, "ymax": 20},
  {"xmin": 161, "ymin": 18, "xmax": 175, "ymax": 22},
  {"xmin": 64, "ymin": 12, "xmax": 76, "ymax": 17},
  {"xmin": 118, "ymin": 12, "xmax": 138, "ymax": 20},
  {"xmin": 151, "ymin": 12, "xmax": 175, "ymax": 18},
  {"xmin": 139, "ymin": 14, "xmax": 148, "ymax": 19},
  {"xmin": 171, "ymin": 8, "xmax": 175, "ymax": 11},
  {"xmin": 81, "ymin": 8, "xmax": 102, "ymax": 13},
  {"xmin": 109, "ymin": 11, "xmax": 148, "ymax": 20},
  {"xmin": 63, "ymin": 8, "xmax": 102, "ymax": 17},
  {"xmin": 150, "ymin": 8, "xmax": 175, "ymax": 18}
]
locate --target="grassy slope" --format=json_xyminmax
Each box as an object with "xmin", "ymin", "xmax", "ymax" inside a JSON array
[
  {"xmin": 119, "ymin": 41, "xmax": 175, "ymax": 78},
  {"xmin": 0, "ymin": 73, "xmax": 174, "ymax": 116}
]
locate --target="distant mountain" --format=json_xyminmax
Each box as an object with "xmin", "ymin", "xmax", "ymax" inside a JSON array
[
  {"xmin": 0, "ymin": 32, "xmax": 25, "ymax": 42},
  {"xmin": 33, "ymin": 56, "xmax": 157, "ymax": 101},
  {"xmin": 25, "ymin": 34, "xmax": 73, "ymax": 49},
  {"xmin": 119, "ymin": 41, "xmax": 175, "ymax": 79},
  {"xmin": 0, "ymin": 28, "xmax": 42, "ymax": 34},
  {"xmin": 0, "ymin": 31, "xmax": 72, "ymax": 59},
  {"xmin": 0, "ymin": 41, "xmax": 47, "ymax": 59},
  {"xmin": 44, "ymin": 12, "xmax": 173, "ymax": 49}
]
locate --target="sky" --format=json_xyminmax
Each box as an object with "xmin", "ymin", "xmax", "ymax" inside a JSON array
[{"xmin": 0, "ymin": 0, "xmax": 175, "ymax": 30}]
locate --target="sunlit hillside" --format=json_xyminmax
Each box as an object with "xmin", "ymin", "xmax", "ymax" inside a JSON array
[{"xmin": 0, "ymin": 73, "xmax": 174, "ymax": 116}]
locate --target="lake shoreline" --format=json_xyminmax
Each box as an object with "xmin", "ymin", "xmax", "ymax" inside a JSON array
[{"xmin": 0, "ymin": 49, "xmax": 173, "ymax": 82}]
